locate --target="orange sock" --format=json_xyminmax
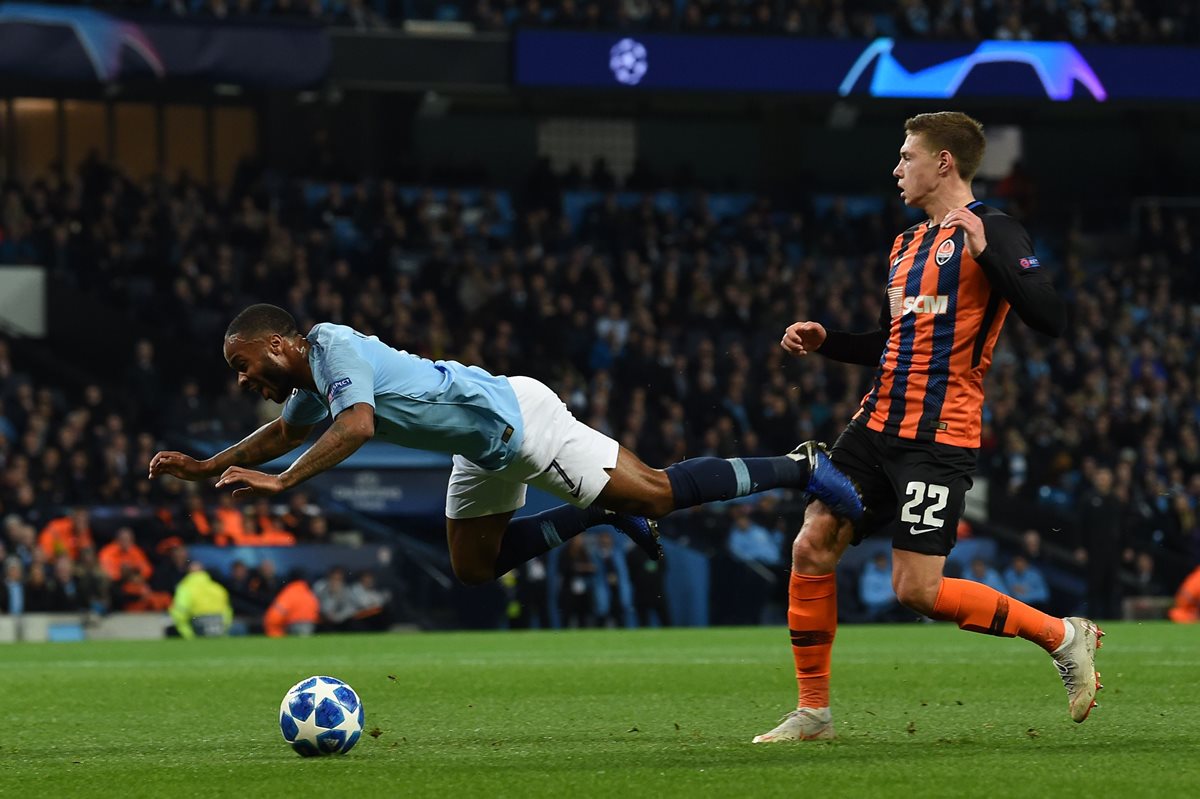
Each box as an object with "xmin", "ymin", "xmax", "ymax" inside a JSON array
[
  {"xmin": 787, "ymin": 571, "xmax": 837, "ymax": 709},
  {"xmin": 931, "ymin": 577, "xmax": 1065, "ymax": 652}
]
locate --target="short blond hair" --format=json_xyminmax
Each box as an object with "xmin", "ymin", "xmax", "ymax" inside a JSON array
[{"xmin": 904, "ymin": 112, "xmax": 986, "ymax": 182}]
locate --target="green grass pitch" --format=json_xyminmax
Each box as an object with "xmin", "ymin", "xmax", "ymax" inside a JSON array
[{"xmin": 2, "ymin": 623, "xmax": 1194, "ymax": 798}]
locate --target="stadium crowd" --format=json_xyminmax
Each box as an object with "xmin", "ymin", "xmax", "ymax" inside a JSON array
[
  {"xmin": 0, "ymin": 152, "xmax": 1198, "ymax": 624},
  {"xmin": 33, "ymin": 0, "xmax": 1200, "ymax": 44}
]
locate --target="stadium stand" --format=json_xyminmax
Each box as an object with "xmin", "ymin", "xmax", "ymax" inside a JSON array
[{"xmin": 1, "ymin": 152, "xmax": 1197, "ymax": 627}]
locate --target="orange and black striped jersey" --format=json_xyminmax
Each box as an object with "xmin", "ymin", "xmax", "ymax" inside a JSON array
[{"xmin": 819, "ymin": 203, "xmax": 1065, "ymax": 449}]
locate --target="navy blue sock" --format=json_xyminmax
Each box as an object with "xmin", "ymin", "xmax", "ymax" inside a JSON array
[
  {"xmin": 494, "ymin": 503, "xmax": 609, "ymax": 577},
  {"xmin": 665, "ymin": 455, "xmax": 811, "ymax": 510}
]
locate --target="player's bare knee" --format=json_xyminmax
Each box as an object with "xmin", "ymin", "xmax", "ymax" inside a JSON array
[
  {"xmin": 630, "ymin": 469, "xmax": 674, "ymax": 518},
  {"xmin": 629, "ymin": 483, "xmax": 674, "ymax": 519},
  {"xmin": 792, "ymin": 521, "xmax": 840, "ymax": 575},
  {"xmin": 893, "ymin": 574, "xmax": 938, "ymax": 616},
  {"xmin": 644, "ymin": 485, "xmax": 675, "ymax": 519},
  {"xmin": 450, "ymin": 556, "xmax": 494, "ymax": 586}
]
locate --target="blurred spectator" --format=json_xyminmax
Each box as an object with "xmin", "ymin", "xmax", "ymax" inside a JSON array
[
  {"xmin": 1003, "ymin": 554, "xmax": 1049, "ymax": 609},
  {"xmin": 167, "ymin": 379, "xmax": 216, "ymax": 438},
  {"xmin": 98, "ymin": 527, "xmax": 154, "ymax": 583},
  {"xmin": 626, "ymin": 542, "xmax": 670, "ymax": 627},
  {"xmin": 177, "ymin": 491, "xmax": 220, "ymax": 547},
  {"xmin": 348, "ymin": 571, "xmax": 392, "ymax": 631},
  {"xmin": 126, "ymin": 339, "xmax": 163, "ymax": 430},
  {"xmin": 170, "ymin": 562, "xmax": 233, "ymax": 639},
  {"xmin": 727, "ymin": 504, "xmax": 785, "ymax": 568},
  {"xmin": 4, "ymin": 516, "xmax": 37, "ymax": 567},
  {"xmin": 313, "ymin": 567, "xmax": 358, "ymax": 630},
  {"xmin": 213, "ymin": 494, "xmax": 247, "ymax": 546},
  {"xmin": 1078, "ymin": 467, "xmax": 1123, "ymax": 619},
  {"xmin": 559, "ymin": 536, "xmax": 596, "ymax": 628},
  {"xmin": 113, "ymin": 569, "xmax": 171, "ymax": 612},
  {"xmin": 38, "ymin": 508, "xmax": 94, "ymax": 561},
  {"xmin": 1168, "ymin": 566, "xmax": 1200, "ymax": 623},
  {"xmin": 153, "ymin": 544, "xmax": 192, "ymax": 594},
  {"xmin": 1020, "ymin": 529, "xmax": 1043, "ymax": 561},
  {"xmin": 508, "ymin": 558, "xmax": 551, "ymax": 629},
  {"xmin": 75, "ymin": 547, "xmax": 111, "ymax": 613},
  {"xmin": 281, "ymin": 493, "xmax": 317, "ymax": 539},
  {"xmin": 1131, "ymin": 551, "xmax": 1164, "ymax": 596},
  {"xmin": 725, "ymin": 504, "xmax": 784, "ymax": 624},
  {"xmin": 591, "ymin": 532, "xmax": 634, "ymax": 628},
  {"xmin": 859, "ymin": 552, "xmax": 899, "ymax": 621},
  {"xmin": 304, "ymin": 515, "xmax": 331, "ymax": 544},
  {"xmin": 46, "ymin": 555, "xmax": 88, "ymax": 612},
  {"xmin": 248, "ymin": 559, "xmax": 283, "ymax": 609},
  {"xmin": 224, "ymin": 560, "xmax": 260, "ymax": 615},
  {"xmin": 264, "ymin": 575, "xmax": 320, "ymax": 637},
  {"xmin": 2, "ymin": 558, "xmax": 24, "ymax": 614},
  {"xmin": 214, "ymin": 379, "xmax": 259, "ymax": 437},
  {"xmin": 23, "ymin": 562, "xmax": 55, "ymax": 611},
  {"xmin": 967, "ymin": 558, "xmax": 1008, "ymax": 594},
  {"xmin": 252, "ymin": 499, "xmax": 290, "ymax": 539}
]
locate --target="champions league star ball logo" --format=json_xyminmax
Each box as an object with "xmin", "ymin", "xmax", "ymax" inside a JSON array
[{"xmin": 609, "ymin": 38, "xmax": 648, "ymax": 86}]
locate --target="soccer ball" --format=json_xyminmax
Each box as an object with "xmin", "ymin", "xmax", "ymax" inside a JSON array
[{"xmin": 279, "ymin": 676, "xmax": 364, "ymax": 757}]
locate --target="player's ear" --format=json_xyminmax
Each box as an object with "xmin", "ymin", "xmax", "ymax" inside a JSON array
[{"xmin": 939, "ymin": 150, "xmax": 954, "ymax": 177}]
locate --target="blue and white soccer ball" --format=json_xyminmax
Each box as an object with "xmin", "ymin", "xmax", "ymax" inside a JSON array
[{"xmin": 279, "ymin": 676, "xmax": 364, "ymax": 757}]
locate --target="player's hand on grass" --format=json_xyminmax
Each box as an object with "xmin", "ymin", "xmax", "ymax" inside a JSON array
[
  {"xmin": 781, "ymin": 321, "xmax": 826, "ymax": 356},
  {"xmin": 940, "ymin": 207, "xmax": 987, "ymax": 258},
  {"xmin": 148, "ymin": 451, "xmax": 215, "ymax": 481},
  {"xmin": 215, "ymin": 466, "xmax": 285, "ymax": 499}
]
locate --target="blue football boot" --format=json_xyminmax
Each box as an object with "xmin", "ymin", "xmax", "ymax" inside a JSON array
[
  {"xmin": 788, "ymin": 441, "xmax": 864, "ymax": 522},
  {"xmin": 609, "ymin": 513, "xmax": 663, "ymax": 561}
]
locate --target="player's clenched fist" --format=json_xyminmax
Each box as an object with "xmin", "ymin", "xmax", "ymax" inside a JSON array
[
  {"xmin": 148, "ymin": 451, "xmax": 215, "ymax": 481},
  {"xmin": 781, "ymin": 321, "xmax": 827, "ymax": 356}
]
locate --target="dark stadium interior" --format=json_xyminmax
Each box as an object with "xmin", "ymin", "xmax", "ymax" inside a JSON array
[
  {"xmin": 23, "ymin": 0, "xmax": 1200, "ymax": 43},
  {"xmin": 1, "ymin": 1, "xmax": 1198, "ymax": 641}
]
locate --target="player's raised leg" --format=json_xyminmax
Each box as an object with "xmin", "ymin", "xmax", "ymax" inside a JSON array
[
  {"xmin": 753, "ymin": 500, "xmax": 854, "ymax": 743},
  {"xmin": 892, "ymin": 550, "xmax": 1104, "ymax": 723},
  {"xmin": 596, "ymin": 441, "xmax": 864, "ymax": 523}
]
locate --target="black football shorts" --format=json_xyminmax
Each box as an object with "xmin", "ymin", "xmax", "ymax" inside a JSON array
[{"xmin": 823, "ymin": 420, "xmax": 978, "ymax": 557}]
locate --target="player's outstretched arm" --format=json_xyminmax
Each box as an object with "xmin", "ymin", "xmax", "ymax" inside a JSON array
[
  {"xmin": 783, "ymin": 317, "xmax": 887, "ymax": 367},
  {"xmin": 214, "ymin": 403, "xmax": 374, "ymax": 498},
  {"xmin": 148, "ymin": 417, "xmax": 313, "ymax": 482}
]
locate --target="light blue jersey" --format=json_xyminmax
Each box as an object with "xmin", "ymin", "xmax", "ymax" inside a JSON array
[{"xmin": 282, "ymin": 323, "xmax": 524, "ymax": 470}]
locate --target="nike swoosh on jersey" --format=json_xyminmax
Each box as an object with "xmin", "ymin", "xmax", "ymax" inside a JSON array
[{"xmin": 909, "ymin": 525, "xmax": 940, "ymax": 535}]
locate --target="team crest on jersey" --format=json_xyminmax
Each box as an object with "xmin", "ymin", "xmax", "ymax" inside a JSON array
[{"xmin": 935, "ymin": 238, "xmax": 956, "ymax": 266}]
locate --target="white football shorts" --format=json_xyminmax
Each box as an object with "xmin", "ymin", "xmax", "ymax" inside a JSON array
[{"xmin": 444, "ymin": 375, "xmax": 620, "ymax": 519}]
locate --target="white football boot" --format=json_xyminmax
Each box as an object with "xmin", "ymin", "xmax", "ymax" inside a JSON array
[
  {"xmin": 1052, "ymin": 616, "xmax": 1105, "ymax": 723},
  {"xmin": 751, "ymin": 707, "xmax": 835, "ymax": 743}
]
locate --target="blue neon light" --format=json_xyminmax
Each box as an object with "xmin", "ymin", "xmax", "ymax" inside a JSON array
[
  {"xmin": 839, "ymin": 38, "xmax": 1105, "ymax": 101},
  {"xmin": 515, "ymin": 30, "xmax": 1199, "ymax": 101}
]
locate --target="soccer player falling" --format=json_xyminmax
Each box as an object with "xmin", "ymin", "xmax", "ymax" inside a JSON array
[
  {"xmin": 754, "ymin": 112, "xmax": 1102, "ymax": 743},
  {"xmin": 148, "ymin": 304, "xmax": 863, "ymax": 586}
]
